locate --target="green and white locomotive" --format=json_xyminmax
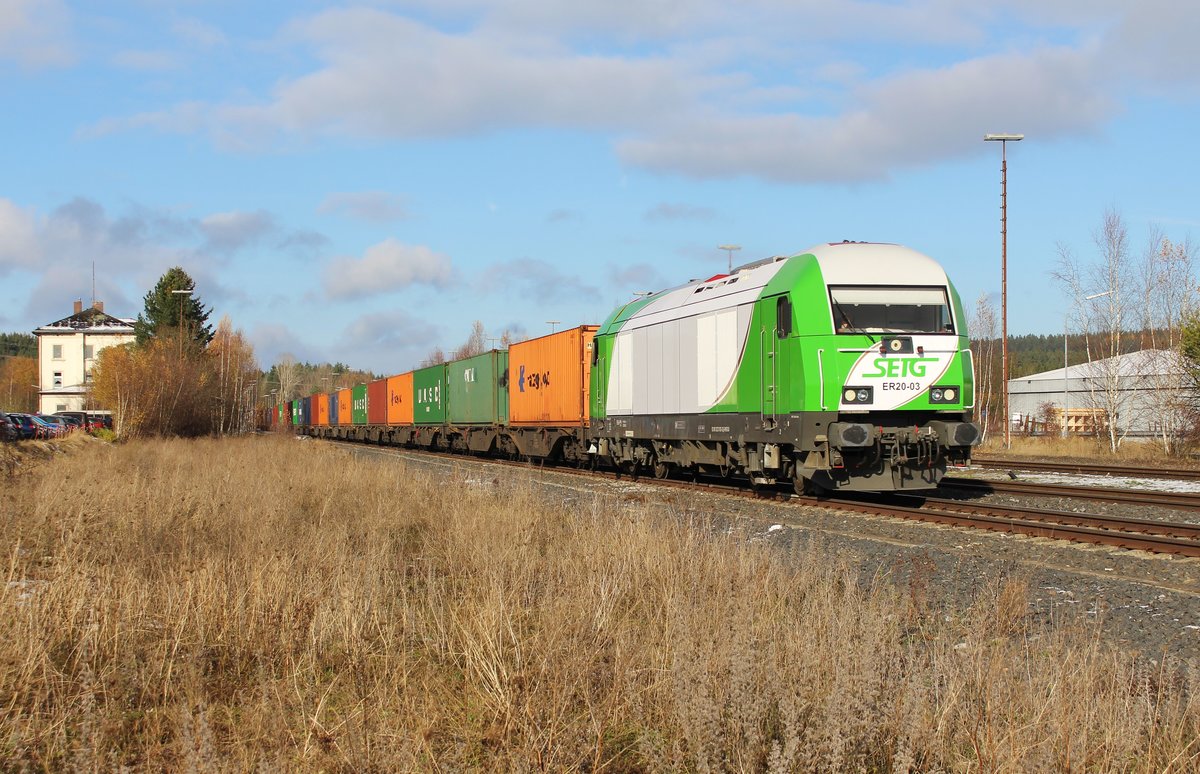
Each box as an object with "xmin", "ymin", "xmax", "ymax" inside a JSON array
[{"xmin": 588, "ymin": 241, "xmax": 981, "ymax": 493}]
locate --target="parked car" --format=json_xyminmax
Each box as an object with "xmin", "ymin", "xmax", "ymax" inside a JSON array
[
  {"xmin": 0, "ymin": 414, "xmax": 18, "ymax": 442},
  {"xmin": 7, "ymin": 413, "xmax": 39, "ymax": 440},
  {"xmin": 54, "ymin": 411, "xmax": 87, "ymax": 427},
  {"xmin": 52, "ymin": 413, "xmax": 84, "ymax": 429},
  {"xmin": 56, "ymin": 411, "xmax": 113, "ymax": 432},
  {"xmin": 35, "ymin": 414, "xmax": 72, "ymax": 437},
  {"xmin": 85, "ymin": 412, "xmax": 113, "ymax": 432}
]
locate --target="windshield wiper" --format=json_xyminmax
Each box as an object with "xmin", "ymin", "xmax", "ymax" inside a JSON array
[{"xmin": 833, "ymin": 301, "xmax": 875, "ymax": 341}]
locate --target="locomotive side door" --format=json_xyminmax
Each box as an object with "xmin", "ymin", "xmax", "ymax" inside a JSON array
[{"xmin": 760, "ymin": 293, "xmax": 793, "ymax": 427}]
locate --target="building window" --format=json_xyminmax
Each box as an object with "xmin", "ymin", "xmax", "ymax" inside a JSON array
[
  {"xmin": 84, "ymin": 345, "xmax": 94, "ymax": 360},
  {"xmin": 53, "ymin": 371, "xmax": 63, "ymax": 388},
  {"xmin": 52, "ymin": 344, "xmax": 63, "ymax": 359}
]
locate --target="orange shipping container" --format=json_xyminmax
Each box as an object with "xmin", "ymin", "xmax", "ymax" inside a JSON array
[
  {"xmin": 508, "ymin": 325, "xmax": 598, "ymax": 426},
  {"xmin": 386, "ymin": 372, "xmax": 413, "ymax": 425},
  {"xmin": 337, "ymin": 388, "xmax": 352, "ymax": 426},
  {"xmin": 315, "ymin": 393, "xmax": 329, "ymax": 427}
]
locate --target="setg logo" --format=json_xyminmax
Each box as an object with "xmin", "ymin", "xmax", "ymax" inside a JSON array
[{"xmin": 863, "ymin": 357, "xmax": 940, "ymax": 379}]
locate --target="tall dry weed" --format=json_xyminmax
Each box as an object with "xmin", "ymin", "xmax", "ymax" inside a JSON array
[{"xmin": 0, "ymin": 436, "xmax": 1196, "ymax": 771}]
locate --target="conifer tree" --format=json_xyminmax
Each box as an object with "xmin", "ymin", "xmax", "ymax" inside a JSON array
[{"xmin": 134, "ymin": 267, "xmax": 214, "ymax": 346}]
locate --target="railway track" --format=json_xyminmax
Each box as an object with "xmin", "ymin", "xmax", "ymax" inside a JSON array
[
  {"xmin": 324, "ymin": 437, "xmax": 1200, "ymax": 558},
  {"xmin": 940, "ymin": 476, "xmax": 1200, "ymax": 512},
  {"xmin": 970, "ymin": 457, "xmax": 1200, "ymax": 481}
]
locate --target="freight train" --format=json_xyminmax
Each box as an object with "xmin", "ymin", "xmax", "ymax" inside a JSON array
[{"xmin": 282, "ymin": 242, "xmax": 981, "ymax": 493}]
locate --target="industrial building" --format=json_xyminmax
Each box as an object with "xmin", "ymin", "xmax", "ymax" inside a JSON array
[{"xmin": 1007, "ymin": 349, "xmax": 1189, "ymax": 437}]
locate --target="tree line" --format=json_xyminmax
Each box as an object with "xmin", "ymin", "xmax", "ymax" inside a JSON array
[{"xmin": 0, "ymin": 334, "xmax": 37, "ymax": 412}]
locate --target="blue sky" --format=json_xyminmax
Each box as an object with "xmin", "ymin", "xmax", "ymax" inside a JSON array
[{"xmin": 2, "ymin": 0, "xmax": 1197, "ymax": 374}]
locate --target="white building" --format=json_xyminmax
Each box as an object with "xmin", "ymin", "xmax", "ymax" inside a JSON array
[
  {"xmin": 34, "ymin": 301, "xmax": 135, "ymax": 413},
  {"xmin": 1007, "ymin": 349, "xmax": 1189, "ymax": 437}
]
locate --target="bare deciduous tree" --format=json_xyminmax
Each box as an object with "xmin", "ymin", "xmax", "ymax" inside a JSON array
[
  {"xmin": 274, "ymin": 353, "xmax": 300, "ymax": 402},
  {"xmin": 451, "ymin": 320, "xmax": 488, "ymax": 361},
  {"xmin": 1053, "ymin": 208, "xmax": 1133, "ymax": 452},
  {"xmin": 1136, "ymin": 234, "xmax": 1197, "ymax": 453},
  {"xmin": 969, "ymin": 293, "xmax": 997, "ymax": 441}
]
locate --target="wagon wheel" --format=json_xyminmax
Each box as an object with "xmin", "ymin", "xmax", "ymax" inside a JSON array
[{"xmin": 653, "ymin": 460, "xmax": 672, "ymax": 480}]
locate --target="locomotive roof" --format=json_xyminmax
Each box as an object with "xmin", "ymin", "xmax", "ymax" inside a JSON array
[
  {"xmin": 805, "ymin": 242, "xmax": 950, "ymax": 287},
  {"xmin": 600, "ymin": 242, "xmax": 952, "ymax": 335}
]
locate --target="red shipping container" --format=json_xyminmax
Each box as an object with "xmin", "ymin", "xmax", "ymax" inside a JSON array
[{"xmin": 367, "ymin": 379, "xmax": 387, "ymax": 424}]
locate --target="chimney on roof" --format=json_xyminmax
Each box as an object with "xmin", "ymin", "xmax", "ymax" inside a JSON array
[
  {"xmin": 73, "ymin": 299, "xmax": 83, "ymax": 314},
  {"xmin": 93, "ymin": 301, "xmax": 104, "ymax": 312}
]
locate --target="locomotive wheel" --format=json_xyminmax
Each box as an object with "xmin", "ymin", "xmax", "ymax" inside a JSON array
[{"xmin": 794, "ymin": 473, "xmax": 828, "ymax": 497}]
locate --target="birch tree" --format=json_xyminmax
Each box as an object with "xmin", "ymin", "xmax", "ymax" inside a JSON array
[
  {"xmin": 1053, "ymin": 208, "xmax": 1134, "ymax": 452},
  {"xmin": 968, "ymin": 293, "xmax": 997, "ymax": 441},
  {"xmin": 1138, "ymin": 234, "xmax": 1198, "ymax": 453}
]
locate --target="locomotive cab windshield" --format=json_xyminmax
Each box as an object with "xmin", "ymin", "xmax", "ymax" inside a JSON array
[{"xmin": 830, "ymin": 285, "xmax": 954, "ymax": 335}]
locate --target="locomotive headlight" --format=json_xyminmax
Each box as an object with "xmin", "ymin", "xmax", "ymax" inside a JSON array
[
  {"xmin": 929, "ymin": 385, "xmax": 958, "ymax": 404},
  {"xmin": 842, "ymin": 386, "xmax": 873, "ymax": 405}
]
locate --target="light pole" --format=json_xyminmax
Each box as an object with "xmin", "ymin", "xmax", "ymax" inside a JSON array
[
  {"xmin": 984, "ymin": 133, "xmax": 1023, "ymax": 447},
  {"xmin": 718, "ymin": 244, "xmax": 741, "ymax": 274},
  {"xmin": 546, "ymin": 321, "xmax": 560, "ymax": 334},
  {"xmin": 171, "ymin": 288, "xmax": 192, "ymax": 357}
]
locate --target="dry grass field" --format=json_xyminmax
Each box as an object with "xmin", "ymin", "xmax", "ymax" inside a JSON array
[
  {"xmin": 1, "ymin": 436, "xmax": 1197, "ymax": 771},
  {"xmin": 977, "ymin": 433, "xmax": 1200, "ymax": 465}
]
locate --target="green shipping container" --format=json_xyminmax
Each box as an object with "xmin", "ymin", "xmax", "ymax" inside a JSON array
[
  {"xmin": 352, "ymin": 384, "xmax": 368, "ymax": 425},
  {"xmin": 413, "ymin": 364, "xmax": 447, "ymax": 425},
  {"xmin": 448, "ymin": 350, "xmax": 508, "ymax": 425}
]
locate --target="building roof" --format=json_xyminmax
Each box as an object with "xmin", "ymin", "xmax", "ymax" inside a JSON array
[
  {"xmin": 1010, "ymin": 348, "xmax": 1184, "ymax": 384},
  {"xmin": 35, "ymin": 307, "xmax": 135, "ymax": 334}
]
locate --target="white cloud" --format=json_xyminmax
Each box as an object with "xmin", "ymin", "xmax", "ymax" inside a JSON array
[
  {"xmin": 479, "ymin": 257, "xmax": 600, "ymax": 302},
  {"xmin": 199, "ymin": 210, "xmax": 276, "ymax": 252},
  {"xmin": 0, "ymin": 198, "xmax": 41, "ymax": 271},
  {"xmin": 334, "ymin": 309, "xmax": 442, "ymax": 374},
  {"xmin": 0, "ymin": 0, "xmax": 73, "ymax": 68},
  {"xmin": 620, "ymin": 47, "xmax": 1113, "ymax": 182},
  {"xmin": 83, "ymin": 3, "xmax": 1199, "ymax": 183},
  {"xmin": 610, "ymin": 262, "xmax": 668, "ymax": 293},
  {"xmin": 324, "ymin": 238, "xmax": 454, "ymax": 299},
  {"xmin": 0, "ymin": 196, "xmax": 329, "ymax": 326},
  {"xmin": 1101, "ymin": 0, "xmax": 1200, "ymax": 94},
  {"xmin": 95, "ymin": 8, "xmax": 704, "ymax": 145},
  {"xmin": 318, "ymin": 191, "xmax": 408, "ymax": 223}
]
